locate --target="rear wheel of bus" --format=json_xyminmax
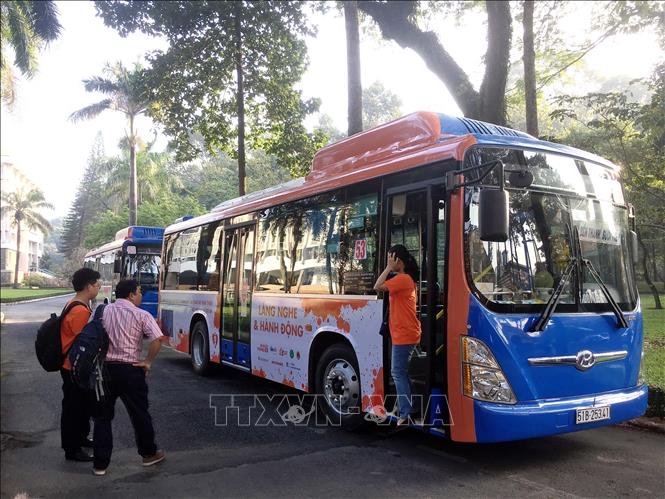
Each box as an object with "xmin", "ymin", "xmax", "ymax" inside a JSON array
[
  {"xmin": 191, "ymin": 320, "xmax": 211, "ymax": 376},
  {"xmin": 315, "ymin": 343, "xmax": 364, "ymax": 430}
]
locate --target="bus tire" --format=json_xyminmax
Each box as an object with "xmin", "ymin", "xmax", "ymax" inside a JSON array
[
  {"xmin": 315, "ymin": 343, "xmax": 364, "ymax": 431},
  {"xmin": 191, "ymin": 320, "xmax": 211, "ymax": 376}
]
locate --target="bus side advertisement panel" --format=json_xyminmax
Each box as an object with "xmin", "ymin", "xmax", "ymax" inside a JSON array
[
  {"xmin": 250, "ymin": 295, "xmax": 383, "ymax": 410},
  {"xmin": 159, "ymin": 290, "xmax": 221, "ymax": 361}
]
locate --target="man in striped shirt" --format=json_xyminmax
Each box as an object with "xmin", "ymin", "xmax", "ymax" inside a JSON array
[{"xmin": 92, "ymin": 279, "xmax": 168, "ymax": 476}]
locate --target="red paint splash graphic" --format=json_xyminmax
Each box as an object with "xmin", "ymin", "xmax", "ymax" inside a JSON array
[
  {"xmin": 301, "ymin": 299, "xmax": 368, "ymax": 333},
  {"xmin": 362, "ymin": 367, "xmax": 384, "ymax": 412},
  {"xmin": 177, "ymin": 331, "xmax": 189, "ymax": 354}
]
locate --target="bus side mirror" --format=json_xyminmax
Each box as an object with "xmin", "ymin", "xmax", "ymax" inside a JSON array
[
  {"xmin": 479, "ymin": 189, "xmax": 509, "ymax": 242},
  {"xmin": 629, "ymin": 230, "xmax": 639, "ymax": 265},
  {"xmin": 113, "ymin": 258, "xmax": 122, "ymax": 274}
]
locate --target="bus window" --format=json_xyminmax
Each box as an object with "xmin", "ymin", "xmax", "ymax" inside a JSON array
[
  {"xmin": 197, "ymin": 222, "xmax": 223, "ymax": 291},
  {"xmin": 255, "ymin": 190, "xmax": 377, "ymax": 295},
  {"xmin": 163, "ymin": 234, "xmax": 180, "ymax": 290},
  {"xmin": 178, "ymin": 227, "xmax": 201, "ymax": 290}
]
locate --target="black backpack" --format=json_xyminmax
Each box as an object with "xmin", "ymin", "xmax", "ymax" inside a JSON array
[
  {"xmin": 69, "ymin": 304, "xmax": 109, "ymax": 400},
  {"xmin": 35, "ymin": 301, "xmax": 87, "ymax": 372}
]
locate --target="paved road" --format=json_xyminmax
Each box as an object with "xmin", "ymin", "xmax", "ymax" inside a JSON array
[{"xmin": 1, "ymin": 296, "xmax": 663, "ymax": 498}]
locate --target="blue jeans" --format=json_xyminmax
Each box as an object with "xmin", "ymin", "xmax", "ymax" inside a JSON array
[{"xmin": 391, "ymin": 344, "xmax": 416, "ymax": 418}]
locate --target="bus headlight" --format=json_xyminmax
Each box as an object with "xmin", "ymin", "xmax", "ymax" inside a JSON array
[{"xmin": 462, "ymin": 336, "xmax": 516, "ymax": 404}]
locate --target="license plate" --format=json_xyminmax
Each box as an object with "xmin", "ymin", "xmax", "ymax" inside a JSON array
[{"xmin": 575, "ymin": 406, "xmax": 610, "ymax": 424}]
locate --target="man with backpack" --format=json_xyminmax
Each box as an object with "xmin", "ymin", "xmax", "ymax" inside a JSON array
[
  {"xmin": 92, "ymin": 279, "xmax": 167, "ymax": 476},
  {"xmin": 60, "ymin": 267, "xmax": 101, "ymax": 462}
]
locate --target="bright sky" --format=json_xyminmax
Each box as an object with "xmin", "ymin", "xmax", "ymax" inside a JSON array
[{"xmin": 0, "ymin": 1, "xmax": 660, "ymax": 218}]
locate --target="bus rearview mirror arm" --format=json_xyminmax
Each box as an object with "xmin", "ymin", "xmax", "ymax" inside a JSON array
[
  {"xmin": 445, "ymin": 160, "xmax": 510, "ymax": 242},
  {"xmin": 445, "ymin": 160, "xmax": 505, "ymax": 191}
]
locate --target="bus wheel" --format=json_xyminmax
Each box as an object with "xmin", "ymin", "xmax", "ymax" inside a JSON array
[
  {"xmin": 191, "ymin": 320, "xmax": 211, "ymax": 376},
  {"xmin": 315, "ymin": 343, "xmax": 363, "ymax": 431}
]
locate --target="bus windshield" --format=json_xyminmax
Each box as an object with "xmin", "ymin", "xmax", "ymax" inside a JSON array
[
  {"xmin": 465, "ymin": 147, "xmax": 637, "ymax": 312},
  {"xmin": 126, "ymin": 249, "xmax": 161, "ymax": 288}
]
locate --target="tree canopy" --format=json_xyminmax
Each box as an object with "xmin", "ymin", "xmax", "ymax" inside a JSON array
[
  {"xmin": 95, "ymin": 0, "xmax": 327, "ymax": 183},
  {"xmin": 1, "ymin": 0, "xmax": 61, "ymax": 106}
]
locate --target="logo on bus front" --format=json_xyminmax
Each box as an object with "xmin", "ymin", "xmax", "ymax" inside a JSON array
[{"xmin": 575, "ymin": 350, "xmax": 596, "ymax": 371}]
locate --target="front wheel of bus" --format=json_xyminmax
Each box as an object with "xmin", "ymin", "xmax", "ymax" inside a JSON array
[
  {"xmin": 191, "ymin": 320, "xmax": 211, "ymax": 376},
  {"xmin": 315, "ymin": 344, "xmax": 363, "ymax": 431}
]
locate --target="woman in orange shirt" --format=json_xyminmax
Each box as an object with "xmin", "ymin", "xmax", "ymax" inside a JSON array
[{"xmin": 374, "ymin": 244, "xmax": 421, "ymax": 425}]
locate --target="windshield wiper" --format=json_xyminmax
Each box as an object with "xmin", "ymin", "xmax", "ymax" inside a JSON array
[
  {"xmin": 581, "ymin": 258, "xmax": 629, "ymax": 328},
  {"xmin": 530, "ymin": 258, "xmax": 577, "ymax": 332}
]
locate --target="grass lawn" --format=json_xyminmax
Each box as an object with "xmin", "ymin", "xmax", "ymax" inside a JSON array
[
  {"xmin": 641, "ymin": 293, "xmax": 665, "ymax": 390},
  {"xmin": 0, "ymin": 288, "xmax": 72, "ymax": 303}
]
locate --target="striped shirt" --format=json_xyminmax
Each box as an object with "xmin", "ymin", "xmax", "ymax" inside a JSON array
[{"xmin": 102, "ymin": 298, "xmax": 163, "ymax": 364}]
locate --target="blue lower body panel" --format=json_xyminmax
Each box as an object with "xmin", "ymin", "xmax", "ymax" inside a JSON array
[
  {"xmin": 473, "ymin": 384, "xmax": 648, "ymax": 443},
  {"xmin": 140, "ymin": 301, "xmax": 158, "ymax": 319}
]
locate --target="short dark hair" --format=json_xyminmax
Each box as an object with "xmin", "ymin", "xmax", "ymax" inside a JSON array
[
  {"xmin": 72, "ymin": 268, "xmax": 100, "ymax": 292},
  {"xmin": 115, "ymin": 279, "xmax": 140, "ymax": 299}
]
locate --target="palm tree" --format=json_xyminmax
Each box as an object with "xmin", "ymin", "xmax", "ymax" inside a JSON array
[
  {"xmin": 103, "ymin": 149, "xmax": 184, "ymax": 210},
  {"xmin": 1, "ymin": 1, "xmax": 61, "ymax": 106},
  {"xmin": 70, "ymin": 62, "xmax": 152, "ymax": 226},
  {"xmin": 1, "ymin": 188, "xmax": 53, "ymax": 287}
]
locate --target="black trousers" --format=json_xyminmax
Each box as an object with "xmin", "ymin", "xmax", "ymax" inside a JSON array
[
  {"xmin": 92, "ymin": 363, "xmax": 158, "ymax": 469},
  {"xmin": 60, "ymin": 369, "xmax": 92, "ymax": 456}
]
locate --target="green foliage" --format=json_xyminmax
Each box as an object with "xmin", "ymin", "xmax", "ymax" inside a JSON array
[
  {"xmin": 641, "ymin": 293, "xmax": 665, "ymax": 389},
  {"xmin": 1, "ymin": 0, "xmax": 61, "ymax": 105},
  {"xmin": 84, "ymin": 209, "xmax": 128, "ymax": 249},
  {"xmin": 69, "ymin": 61, "xmax": 152, "ymax": 124},
  {"xmin": 95, "ymin": 1, "xmax": 325, "ymax": 178},
  {"xmin": 58, "ymin": 134, "xmax": 110, "ymax": 257},
  {"xmin": 176, "ymin": 149, "xmax": 293, "ymax": 210},
  {"xmin": 137, "ymin": 195, "xmax": 206, "ymax": 228},
  {"xmin": 103, "ymin": 149, "xmax": 184, "ymax": 207},
  {"xmin": 84, "ymin": 193, "xmax": 207, "ymax": 249},
  {"xmin": 550, "ymin": 63, "xmax": 665, "ymax": 297},
  {"xmin": 0, "ymin": 188, "xmax": 53, "ymax": 234},
  {"xmin": 1, "ymin": 187, "xmax": 54, "ymax": 286},
  {"xmin": 22, "ymin": 273, "xmax": 49, "ymax": 288},
  {"xmin": 362, "ymin": 81, "xmax": 402, "ymax": 129},
  {"xmin": 507, "ymin": 1, "xmax": 664, "ymax": 135},
  {"xmin": 0, "ymin": 288, "xmax": 71, "ymax": 303},
  {"xmin": 315, "ymin": 114, "xmax": 345, "ymax": 146}
]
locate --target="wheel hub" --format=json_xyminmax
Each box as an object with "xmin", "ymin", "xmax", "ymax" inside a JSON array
[{"xmin": 323, "ymin": 358, "xmax": 360, "ymax": 415}]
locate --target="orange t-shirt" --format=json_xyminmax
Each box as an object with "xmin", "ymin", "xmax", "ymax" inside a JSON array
[
  {"xmin": 384, "ymin": 273, "xmax": 421, "ymax": 345},
  {"xmin": 60, "ymin": 301, "xmax": 91, "ymax": 370}
]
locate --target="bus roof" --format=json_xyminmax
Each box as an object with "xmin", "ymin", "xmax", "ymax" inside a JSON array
[
  {"xmin": 165, "ymin": 111, "xmax": 620, "ymax": 235},
  {"xmin": 84, "ymin": 226, "xmax": 164, "ymax": 258}
]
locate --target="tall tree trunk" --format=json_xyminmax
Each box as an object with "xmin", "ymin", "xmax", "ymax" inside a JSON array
[
  {"xmin": 638, "ymin": 230, "xmax": 662, "ymax": 309},
  {"xmin": 345, "ymin": 1, "xmax": 363, "ymax": 136},
  {"xmin": 13, "ymin": 220, "xmax": 21, "ymax": 288},
  {"xmin": 358, "ymin": 1, "xmax": 512, "ymax": 125},
  {"xmin": 235, "ymin": 1, "xmax": 247, "ymax": 197},
  {"xmin": 128, "ymin": 114, "xmax": 138, "ymax": 226},
  {"xmin": 478, "ymin": 1, "xmax": 512, "ymax": 125},
  {"xmin": 522, "ymin": 0, "xmax": 538, "ymax": 136}
]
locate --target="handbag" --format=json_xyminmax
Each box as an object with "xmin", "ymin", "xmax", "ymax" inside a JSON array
[{"xmin": 379, "ymin": 301, "xmax": 390, "ymax": 337}]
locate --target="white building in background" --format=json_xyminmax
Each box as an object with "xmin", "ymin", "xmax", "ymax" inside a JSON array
[{"xmin": 0, "ymin": 157, "xmax": 46, "ymax": 284}]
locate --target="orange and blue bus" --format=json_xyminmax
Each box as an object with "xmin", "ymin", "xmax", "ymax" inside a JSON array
[
  {"xmin": 84, "ymin": 226, "xmax": 164, "ymax": 318},
  {"xmin": 158, "ymin": 112, "xmax": 646, "ymax": 442}
]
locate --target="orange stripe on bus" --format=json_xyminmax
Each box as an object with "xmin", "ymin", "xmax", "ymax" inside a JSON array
[{"xmin": 446, "ymin": 182, "xmax": 476, "ymax": 443}]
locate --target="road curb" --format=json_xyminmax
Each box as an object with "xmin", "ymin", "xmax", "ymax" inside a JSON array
[{"xmin": 1, "ymin": 293, "xmax": 74, "ymax": 306}]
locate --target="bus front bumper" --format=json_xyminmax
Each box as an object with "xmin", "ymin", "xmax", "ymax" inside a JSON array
[{"xmin": 473, "ymin": 384, "xmax": 648, "ymax": 443}]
